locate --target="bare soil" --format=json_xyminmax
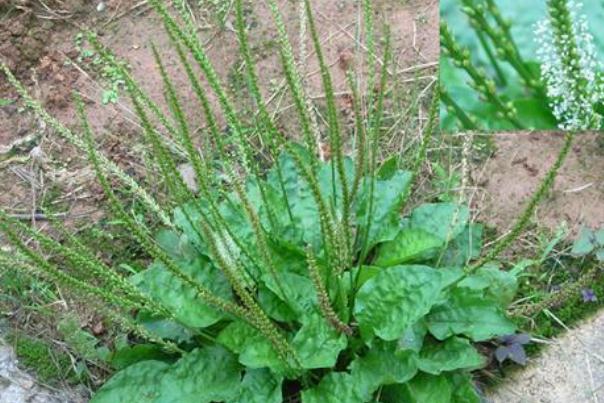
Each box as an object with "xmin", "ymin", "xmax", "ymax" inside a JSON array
[
  {"xmin": 471, "ymin": 132, "xmax": 604, "ymax": 236},
  {"xmin": 1, "ymin": 0, "xmax": 438, "ymax": 216}
]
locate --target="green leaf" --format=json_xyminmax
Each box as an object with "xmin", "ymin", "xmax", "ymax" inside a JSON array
[
  {"xmin": 349, "ymin": 340, "xmax": 418, "ymax": 399},
  {"xmin": 136, "ymin": 312, "xmax": 194, "ymax": 342},
  {"xmin": 92, "ymin": 346, "xmax": 241, "ymax": 403},
  {"xmin": 301, "ymin": 372, "xmax": 365, "ymax": 403},
  {"xmin": 229, "ymin": 369, "xmax": 282, "ymax": 403},
  {"xmin": 418, "ymin": 337, "xmax": 485, "ymax": 375},
  {"xmin": 450, "ymin": 373, "xmax": 481, "ymax": 403},
  {"xmin": 217, "ymin": 321, "xmax": 283, "ymax": 371},
  {"xmin": 131, "ymin": 258, "xmax": 231, "ymax": 328},
  {"xmin": 354, "ymin": 265, "xmax": 443, "ymax": 341},
  {"xmin": 458, "ymin": 264, "xmax": 518, "ymax": 306},
  {"xmin": 292, "ymin": 313, "xmax": 348, "ymax": 369},
  {"xmin": 374, "ymin": 228, "xmax": 443, "ymax": 267},
  {"xmin": 353, "ymin": 265, "xmax": 381, "ymax": 288},
  {"xmin": 377, "ymin": 156, "xmax": 399, "ymax": 180},
  {"xmin": 398, "ymin": 321, "xmax": 428, "ymax": 353},
  {"xmin": 597, "ymin": 248, "xmax": 604, "ymax": 262},
  {"xmin": 110, "ymin": 344, "xmax": 174, "ymax": 370},
  {"xmin": 156, "ymin": 229, "xmax": 196, "ymax": 261},
  {"xmin": 267, "ymin": 150, "xmax": 323, "ymax": 250},
  {"xmin": 426, "ymin": 289, "xmax": 516, "ymax": 341},
  {"xmin": 356, "ymin": 170, "xmax": 412, "ymax": 250},
  {"xmin": 571, "ymin": 227, "xmax": 598, "ymax": 256},
  {"xmin": 258, "ymin": 285, "xmax": 297, "ymax": 322},
  {"xmin": 0, "ymin": 98, "xmax": 14, "ymax": 107},
  {"xmin": 262, "ymin": 271, "xmax": 317, "ymax": 317},
  {"xmin": 439, "ymin": 224, "xmax": 483, "ymax": 267},
  {"xmin": 512, "ymin": 98, "xmax": 557, "ymax": 130},
  {"xmin": 382, "ymin": 372, "xmax": 453, "ymax": 403},
  {"xmin": 408, "ymin": 203, "xmax": 469, "ymax": 243}
]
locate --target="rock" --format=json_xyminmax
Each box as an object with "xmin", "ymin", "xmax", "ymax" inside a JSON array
[{"xmin": 0, "ymin": 342, "xmax": 85, "ymax": 403}]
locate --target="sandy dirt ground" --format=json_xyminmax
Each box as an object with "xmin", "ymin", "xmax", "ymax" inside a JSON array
[{"xmin": 472, "ymin": 132, "xmax": 604, "ymax": 235}]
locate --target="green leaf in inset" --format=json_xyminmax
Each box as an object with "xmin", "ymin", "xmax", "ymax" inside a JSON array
[
  {"xmin": 349, "ymin": 340, "xmax": 418, "ymax": 399},
  {"xmin": 512, "ymin": 98, "xmax": 557, "ymax": 130},
  {"xmin": 374, "ymin": 228, "xmax": 443, "ymax": 267},
  {"xmin": 426, "ymin": 290, "xmax": 516, "ymax": 341},
  {"xmin": 301, "ymin": 372, "xmax": 365, "ymax": 403},
  {"xmin": 131, "ymin": 258, "xmax": 231, "ymax": 328},
  {"xmin": 229, "ymin": 369, "xmax": 282, "ymax": 403},
  {"xmin": 354, "ymin": 265, "xmax": 443, "ymax": 341},
  {"xmin": 418, "ymin": 337, "xmax": 485, "ymax": 375},
  {"xmin": 293, "ymin": 313, "xmax": 348, "ymax": 369}
]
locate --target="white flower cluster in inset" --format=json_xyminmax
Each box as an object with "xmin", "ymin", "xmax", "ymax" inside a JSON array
[{"xmin": 534, "ymin": 0, "xmax": 604, "ymax": 130}]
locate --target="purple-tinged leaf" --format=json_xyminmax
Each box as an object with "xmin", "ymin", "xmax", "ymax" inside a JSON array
[{"xmin": 507, "ymin": 343, "xmax": 527, "ymax": 365}]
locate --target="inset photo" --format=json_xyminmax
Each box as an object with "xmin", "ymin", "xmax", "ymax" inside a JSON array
[{"xmin": 440, "ymin": 0, "xmax": 604, "ymax": 132}]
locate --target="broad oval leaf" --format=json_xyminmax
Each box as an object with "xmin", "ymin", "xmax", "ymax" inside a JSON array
[
  {"xmin": 92, "ymin": 346, "xmax": 241, "ymax": 403},
  {"xmin": 355, "ymin": 170, "xmax": 413, "ymax": 250},
  {"xmin": 292, "ymin": 313, "xmax": 348, "ymax": 369},
  {"xmin": 301, "ymin": 372, "xmax": 365, "ymax": 403},
  {"xmin": 408, "ymin": 203, "xmax": 469, "ymax": 243},
  {"xmin": 374, "ymin": 228, "xmax": 443, "ymax": 267},
  {"xmin": 228, "ymin": 369, "xmax": 282, "ymax": 403},
  {"xmin": 426, "ymin": 290, "xmax": 516, "ymax": 341},
  {"xmin": 384, "ymin": 372, "xmax": 453, "ymax": 403},
  {"xmin": 354, "ymin": 265, "xmax": 443, "ymax": 341},
  {"xmin": 131, "ymin": 258, "xmax": 232, "ymax": 329},
  {"xmin": 418, "ymin": 337, "xmax": 485, "ymax": 375},
  {"xmin": 217, "ymin": 321, "xmax": 283, "ymax": 371},
  {"xmin": 349, "ymin": 340, "xmax": 418, "ymax": 399}
]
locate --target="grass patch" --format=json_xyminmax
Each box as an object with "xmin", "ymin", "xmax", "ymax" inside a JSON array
[{"xmin": 7, "ymin": 333, "xmax": 77, "ymax": 384}]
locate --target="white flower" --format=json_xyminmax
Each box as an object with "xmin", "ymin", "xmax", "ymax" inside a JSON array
[{"xmin": 534, "ymin": 0, "xmax": 604, "ymax": 130}]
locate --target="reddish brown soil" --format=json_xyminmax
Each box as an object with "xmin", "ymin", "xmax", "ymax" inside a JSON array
[
  {"xmin": 1, "ymin": 0, "xmax": 438, "ymax": 215},
  {"xmin": 472, "ymin": 133, "xmax": 604, "ymax": 236}
]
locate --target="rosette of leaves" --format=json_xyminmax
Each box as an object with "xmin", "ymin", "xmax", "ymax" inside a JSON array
[
  {"xmin": 91, "ymin": 156, "xmax": 519, "ymax": 402},
  {"xmin": 0, "ymin": 0, "xmax": 524, "ymax": 402}
]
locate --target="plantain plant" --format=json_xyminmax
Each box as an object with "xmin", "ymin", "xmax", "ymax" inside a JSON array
[{"xmin": 0, "ymin": 0, "xmax": 578, "ymax": 402}]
